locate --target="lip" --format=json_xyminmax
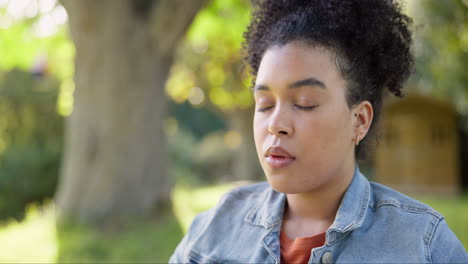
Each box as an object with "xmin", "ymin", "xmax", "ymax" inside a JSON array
[{"xmin": 264, "ymin": 146, "xmax": 296, "ymax": 169}]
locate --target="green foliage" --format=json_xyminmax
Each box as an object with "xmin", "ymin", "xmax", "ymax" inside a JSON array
[
  {"xmin": 169, "ymin": 101, "xmax": 226, "ymax": 140},
  {"xmin": 166, "ymin": 0, "xmax": 255, "ymax": 186},
  {"xmin": 187, "ymin": 0, "xmax": 249, "ymax": 49},
  {"xmin": 0, "ymin": 69, "xmax": 63, "ymax": 221},
  {"xmin": 167, "ymin": 125, "xmax": 201, "ymax": 185},
  {"xmin": 166, "ymin": 0, "xmax": 253, "ymax": 112},
  {"xmin": 409, "ymin": 0, "xmax": 468, "ymax": 114},
  {"xmin": 0, "ymin": 4, "xmax": 75, "ymax": 116},
  {"xmin": 0, "ymin": 18, "xmax": 39, "ymax": 70},
  {"xmin": 0, "ymin": 4, "xmax": 74, "ymax": 83},
  {"xmin": 0, "ymin": 2, "xmax": 72, "ymax": 221},
  {"xmin": 168, "ymin": 123, "xmax": 234, "ymax": 186}
]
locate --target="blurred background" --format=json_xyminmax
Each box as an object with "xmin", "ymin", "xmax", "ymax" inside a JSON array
[{"xmin": 0, "ymin": 0, "xmax": 466, "ymax": 262}]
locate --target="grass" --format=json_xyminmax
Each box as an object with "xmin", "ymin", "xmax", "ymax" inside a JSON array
[
  {"xmin": 172, "ymin": 183, "xmax": 235, "ymax": 232},
  {"xmin": 55, "ymin": 211, "xmax": 184, "ymax": 263},
  {"xmin": 418, "ymin": 195, "xmax": 468, "ymax": 247},
  {"xmin": 0, "ymin": 204, "xmax": 57, "ymax": 262},
  {"xmin": 0, "ymin": 183, "xmax": 234, "ymax": 263},
  {"xmin": 0, "ymin": 184, "xmax": 466, "ymax": 263}
]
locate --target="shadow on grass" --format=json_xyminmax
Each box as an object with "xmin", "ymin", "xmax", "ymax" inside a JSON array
[{"xmin": 55, "ymin": 206, "xmax": 184, "ymax": 263}]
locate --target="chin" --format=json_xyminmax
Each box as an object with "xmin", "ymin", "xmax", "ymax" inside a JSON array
[{"xmin": 266, "ymin": 177, "xmax": 310, "ymax": 194}]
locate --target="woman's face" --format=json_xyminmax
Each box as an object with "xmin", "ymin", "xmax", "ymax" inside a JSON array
[{"xmin": 253, "ymin": 41, "xmax": 359, "ymax": 194}]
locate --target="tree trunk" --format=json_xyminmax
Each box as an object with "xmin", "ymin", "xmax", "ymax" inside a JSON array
[
  {"xmin": 56, "ymin": 0, "xmax": 206, "ymax": 224},
  {"xmin": 227, "ymin": 106, "xmax": 264, "ymax": 182}
]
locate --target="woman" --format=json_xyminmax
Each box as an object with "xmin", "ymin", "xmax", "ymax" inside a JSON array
[{"xmin": 170, "ymin": 0, "xmax": 468, "ymax": 263}]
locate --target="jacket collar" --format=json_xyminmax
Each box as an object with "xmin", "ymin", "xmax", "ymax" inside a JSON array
[
  {"xmin": 327, "ymin": 165, "xmax": 371, "ymax": 234},
  {"xmin": 244, "ymin": 183, "xmax": 286, "ymax": 229},
  {"xmin": 244, "ymin": 165, "xmax": 371, "ymax": 236}
]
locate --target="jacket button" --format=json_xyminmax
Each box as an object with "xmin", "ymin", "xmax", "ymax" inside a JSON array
[{"xmin": 321, "ymin": 252, "xmax": 333, "ymax": 264}]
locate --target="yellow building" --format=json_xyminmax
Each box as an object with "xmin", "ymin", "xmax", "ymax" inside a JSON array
[{"xmin": 375, "ymin": 93, "xmax": 460, "ymax": 195}]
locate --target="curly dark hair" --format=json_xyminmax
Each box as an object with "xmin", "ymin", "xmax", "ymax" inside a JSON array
[{"xmin": 243, "ymin": 0, "xmax": 414, "ymax": 160}]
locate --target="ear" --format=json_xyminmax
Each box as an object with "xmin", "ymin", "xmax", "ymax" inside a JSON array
[{"xmin": 352, "ymin": 101, "xmax": 373, "ymax": 144}]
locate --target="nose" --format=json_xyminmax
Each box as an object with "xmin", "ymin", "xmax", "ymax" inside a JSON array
[{"xmin": 268, "ymin": 107, "xmax": 293, "ymax": 136}]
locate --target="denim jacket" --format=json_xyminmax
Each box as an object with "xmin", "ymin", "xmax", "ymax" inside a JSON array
[{"xmin": 170, "ymin": 167, "xmax": 468, "ymax": 263}]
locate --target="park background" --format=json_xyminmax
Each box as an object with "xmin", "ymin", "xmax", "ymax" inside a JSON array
[{"xmin": 0, "ymin": 0, "xmax": 467, "ymax": 262}]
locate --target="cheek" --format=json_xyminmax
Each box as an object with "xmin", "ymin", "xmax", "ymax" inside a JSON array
[
  {"xmin": 253, "ymin": 115, "xmax": 266, "ymax": 149},
  {"xmin": 298, "ymin": 117, "xmax": 330, "ymax": 154},
  {"xmin": 300, "ymin": 108, "xmax": 351, "ymax": 151},
  {"xmin": 323, "ymin": 109, "xmax": 353, "ymax": 153}
]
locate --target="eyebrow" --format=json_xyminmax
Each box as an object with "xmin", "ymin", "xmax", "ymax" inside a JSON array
[{"xmin": 253, "ymin": 77, "xmax": 326, "ymax": 92}]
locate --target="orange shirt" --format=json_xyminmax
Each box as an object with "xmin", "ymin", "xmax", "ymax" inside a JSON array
[{"xmin": 280, "ymin": 230, "xmax": 326, "ymax": 264}]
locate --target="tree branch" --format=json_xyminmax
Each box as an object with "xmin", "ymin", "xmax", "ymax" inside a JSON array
[{"xmin": 149, "ymin": 0, "xmax": 209, "ymax": 56}]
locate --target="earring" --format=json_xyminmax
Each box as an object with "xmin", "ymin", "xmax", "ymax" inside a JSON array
[{"xmin": 354, "ymin": 113, "xmax": 360, "ymax": 146}]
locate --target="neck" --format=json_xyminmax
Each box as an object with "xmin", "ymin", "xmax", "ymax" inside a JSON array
[{"xmin": 282, "ymin": 162, "xmax": 355, "ymax": 238}]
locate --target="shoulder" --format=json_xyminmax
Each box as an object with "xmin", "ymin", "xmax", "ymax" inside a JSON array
[
  {"xmin": 368, "ymin": 181, "xmax": 441, "ymax": 218},
  {"xmin": 183, "ymin": 182, "xmax": 272, "ymax": 231},
  {"xmin": 194, "ymin": 181, "xmax": 271, "ymax": 223},
  {"xmin": 367, "ymin": 181, "xmax": 443, "ymax": 243},
  {"xmin": 367, "ymin": 181, "xmax": 467, "ymax": 262},
  {"xmin": 169, "ymin": 182, "xmax": 276, "ymax": 263}
]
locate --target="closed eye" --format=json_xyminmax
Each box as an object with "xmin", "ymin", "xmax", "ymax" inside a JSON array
[
  {"xmin": 256, "ymin": 106, "xmax": 274, "ymax": 112},
  {"xmin": 295, "ymin": 105, "xmax": 318, "ymax": 111}
]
